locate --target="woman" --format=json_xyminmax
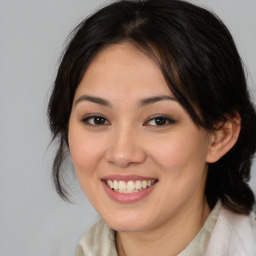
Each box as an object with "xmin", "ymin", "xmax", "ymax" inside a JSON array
[{"xmin": 48, "ymin": 0, "xmax": 256, "ymax": 255}]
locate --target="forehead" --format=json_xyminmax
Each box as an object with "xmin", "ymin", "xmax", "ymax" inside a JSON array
[{"xmin": 74, "ymin": 42, "xmax": 173, "ymax": 101}]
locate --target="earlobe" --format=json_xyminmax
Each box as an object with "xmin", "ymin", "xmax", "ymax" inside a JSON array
[{"xmin": 206, "ymin": 113, "xmax": 241, "ymax": 163}]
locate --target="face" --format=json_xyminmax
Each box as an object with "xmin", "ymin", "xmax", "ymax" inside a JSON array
[{"xmin": 68, "ymin": 42, "xmax": 212, "ymax": 232}]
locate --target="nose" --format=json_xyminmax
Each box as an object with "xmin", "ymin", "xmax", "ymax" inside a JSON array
[{"xmin": 105, "ymin": 127, "xmax": 146, "ymax": 168}]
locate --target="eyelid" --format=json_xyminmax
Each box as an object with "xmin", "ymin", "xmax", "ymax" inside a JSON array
[
  {"xmin": 81, "ymin": 114, "xmax": 110, "ymax": 126},
  {"xmin": 144, "ymin": 114, "xmax": 176, "ymax": 126}
]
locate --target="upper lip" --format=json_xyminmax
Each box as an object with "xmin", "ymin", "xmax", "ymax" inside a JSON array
[{"xmin": 101, "ymin": 174, "xmax": 158, "ymax": 182}]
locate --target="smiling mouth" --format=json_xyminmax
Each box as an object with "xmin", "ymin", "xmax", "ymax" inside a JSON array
[{"xmin": 104, "ymin": 180, "xmax": 158, "ymax": 193}]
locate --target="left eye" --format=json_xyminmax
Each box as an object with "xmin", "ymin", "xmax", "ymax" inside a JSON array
[
  {"xmin": 145, "ymin": 116, "xmax": 175, "ymax": 126},
  {"xmin": 82, "ymin": 115, "xmax": 110, "ymax": 126}
]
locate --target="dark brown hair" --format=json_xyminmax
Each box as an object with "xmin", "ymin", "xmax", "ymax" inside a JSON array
[{"xmin": 48, "ymin": 0, "xmax": 256, "ymax": 214}]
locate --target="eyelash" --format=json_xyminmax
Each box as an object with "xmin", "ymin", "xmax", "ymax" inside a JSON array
[
  {"xmin": 144, "ymin": 115, "xmax": 176, "ymax": 127},
  {"xmin": 81, "ymin": 115, "xmax": 110, "ymax": 126},
  {"xmin": 81, "ymin": 114, "xmax": 176, "ymax": 127}
]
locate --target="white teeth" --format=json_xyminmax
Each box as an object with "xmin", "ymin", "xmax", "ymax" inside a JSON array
[
  {"xmin": 106, "ymin": 179, "xmax": 156, "ymax": 193},
  {"xmin": 135, "ymin": 180, "xmax": 141, "ymax": 190},
  {"xmin": 113, "ymin": 180, "xmax": 118, "ymax": 190},
  {"xmin": 142, "ymin": 180, "xmax": 147, "ymax": 189},
  {"xmin": 119, "ymin": 181, "xmax": 126, "ymax": 193},
  {"xmin": 127, "ymin": 181, "xmax": 135, "ymax": 191},
  {"xmin": 107, "ymin": 180, "xmax": 114, "ymax": 189}
]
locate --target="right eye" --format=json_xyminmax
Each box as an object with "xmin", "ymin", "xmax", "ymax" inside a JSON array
[{"xmin": 81, "ymin": 115, "xmax": 110, "ymax": 126}]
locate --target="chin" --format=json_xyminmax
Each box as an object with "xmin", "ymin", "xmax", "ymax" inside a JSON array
[
  {"xmin": 109, "ymin": 223, "xmax": 146, "ymax": 233},
  {"xmin": 103, "ymin": 214, "xmax": 151, "ymax": 232}
]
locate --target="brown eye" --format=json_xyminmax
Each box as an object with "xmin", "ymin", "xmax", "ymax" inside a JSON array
[
  {"xmin": 82, "ymin": 115, "xmax": 110, "ymax": 126},
  {"xmin": 154, "ymin": 117, "xmax": 168, "ymax": 125},
  {"xmin": 145, "ymin": 116, "xmax": 176, "ymax": 126}
]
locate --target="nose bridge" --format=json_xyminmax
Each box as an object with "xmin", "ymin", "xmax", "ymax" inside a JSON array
[{"xmin": 105, "ymin": 123, "xmax": 146, "ymax": 167}]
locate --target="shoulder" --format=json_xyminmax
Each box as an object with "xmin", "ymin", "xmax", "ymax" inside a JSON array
[
  {"xmin": 204, "ymin": 203, "xmax": 256, "ymax": 256},
  {"xmin": 75, "ymin": 219, "xmax": 118, "ymax": 256}
]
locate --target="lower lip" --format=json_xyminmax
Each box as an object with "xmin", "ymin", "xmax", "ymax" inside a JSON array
[{"xmin": 102, "ymin": 181, "xmax": 157, "ymax": 203}]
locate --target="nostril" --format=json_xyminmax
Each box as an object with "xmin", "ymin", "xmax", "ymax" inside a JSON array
[{"xmin": 105, "ymin": 146, "xmax": 147, "ymax": 167}]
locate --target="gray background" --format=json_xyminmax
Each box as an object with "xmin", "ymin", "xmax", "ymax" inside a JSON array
[{"xmin": 0, "ymin": 1, "xmax": 255, "ymax": 256}]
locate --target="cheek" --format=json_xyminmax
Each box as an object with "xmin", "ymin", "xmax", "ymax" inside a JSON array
[
  {"xmin": 149, "ymin": 132, "xmax": 208, "ymax": 173},
  {"xmin": 148, "ymin": 134, "xmax": 209, "ymax": 215},
  {"xmin": 68, "ymin": 132, "xmax": 105, "ymax": 198},
  {"xmin": 68, "ymin": 128, "xmax": 104, "ymax": 176}
]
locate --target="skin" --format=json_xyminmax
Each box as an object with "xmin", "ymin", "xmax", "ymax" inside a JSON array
[{"xmin": 68, "ymin": 42, "xmax": 238, "ymax": 256}]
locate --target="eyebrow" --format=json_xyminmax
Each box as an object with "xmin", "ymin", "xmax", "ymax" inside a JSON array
[
  {"xmin": 75, "ymin": 95, "xmax": 112, "ymax": 107},
  {"xmin": 139, "ymin": 95, "xmax": 177, "ymax": 107},
  {"xmin": 75, "ymin": 94, "xmax": 177, "ymax": 107}
]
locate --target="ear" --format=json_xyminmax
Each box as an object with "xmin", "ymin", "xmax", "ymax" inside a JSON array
[{"xmin": 206, "ymin": 113, "xmax": 241, "ymax": 163}]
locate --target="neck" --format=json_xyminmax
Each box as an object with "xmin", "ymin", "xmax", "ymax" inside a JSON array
[{"xmin": 116, "ymin": 196, "xmax": 210, "ymax": 256}]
